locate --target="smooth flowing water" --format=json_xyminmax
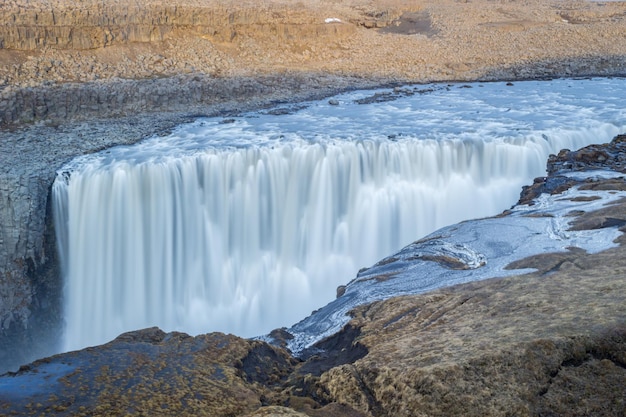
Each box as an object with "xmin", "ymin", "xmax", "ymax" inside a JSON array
[{"xmin": 53, "ymin": 78, "xmax": 626, "ymax": 351}]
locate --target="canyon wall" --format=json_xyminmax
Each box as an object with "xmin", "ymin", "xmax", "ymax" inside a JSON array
[{"xmin": 0, "ymin": 1, "xmax": 362, "ymax": 50}]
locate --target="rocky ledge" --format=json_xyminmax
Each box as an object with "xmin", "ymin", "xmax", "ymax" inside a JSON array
[{"xmin": 1, "ymin": 136, "xmax": 624, "ymax": 416}]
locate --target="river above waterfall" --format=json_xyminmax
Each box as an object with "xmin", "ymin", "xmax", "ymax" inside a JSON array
[{"xmin": 53, "ymin": 78, "xmax": 626, "ymax": 352}]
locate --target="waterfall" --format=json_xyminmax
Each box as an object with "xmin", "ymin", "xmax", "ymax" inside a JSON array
[{"xmin": 53, "ymin": 79, "xmax": 626, "ymax": 351}]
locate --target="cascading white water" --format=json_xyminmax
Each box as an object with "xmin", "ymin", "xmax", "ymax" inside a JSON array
[{"xmin": 53, "ymin": 78, "xmax": 626, "ymax": 351}]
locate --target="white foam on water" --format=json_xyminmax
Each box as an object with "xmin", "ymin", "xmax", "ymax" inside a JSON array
[{"xmin": 53, "ymin": 78, "xmax": 626, "ymax": 351}]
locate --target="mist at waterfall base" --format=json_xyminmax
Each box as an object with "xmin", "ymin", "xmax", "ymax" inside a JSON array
[{"xmin": 53, "ymin": 78, "xmax": 626, "ymax": 352}]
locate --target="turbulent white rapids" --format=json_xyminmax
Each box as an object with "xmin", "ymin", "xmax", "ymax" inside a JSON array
[{"xmin": 53, "ymin": 78, "xmax": 626, "ymax": 351}]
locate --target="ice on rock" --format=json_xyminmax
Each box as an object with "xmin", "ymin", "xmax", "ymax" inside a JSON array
[
  {"xmin": 360, "ymin": 239, "xmax": 487, "ymax": 279},
  {"xmin": 285, "ymin": 177, "xmax": 624, "ymax": 355}
]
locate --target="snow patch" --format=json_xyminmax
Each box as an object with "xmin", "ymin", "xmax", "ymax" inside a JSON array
[{"xmin": 561, "ymin": 170, "xmax": 626, "ymax": 181}]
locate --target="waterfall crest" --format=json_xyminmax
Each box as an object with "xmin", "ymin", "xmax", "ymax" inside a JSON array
[
  {"xmin": 53, "ymin": 79, "xmax": 626, "ymax": 351},
  {"xmin": 52, "ymin": 135, "xmax": 602, "ymax": 350}
]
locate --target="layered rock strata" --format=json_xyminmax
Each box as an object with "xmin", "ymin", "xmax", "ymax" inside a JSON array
[{"xmin": 1, "ymin": 136, "xmax": 625, "ymax": 417}]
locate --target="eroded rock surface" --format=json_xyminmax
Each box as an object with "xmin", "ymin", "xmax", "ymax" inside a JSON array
[{"xmin": 519, "ymin": 134, "xmax": 626, "ymax": 205}]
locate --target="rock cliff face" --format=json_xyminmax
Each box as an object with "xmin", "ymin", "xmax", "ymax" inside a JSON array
[
  {"xmin": 0, "ymin": 171, "xmax": 61, "ymax": 372},
  {"xmin": 1, "ymin": 136, "xmax": 625, "ymax": 416},
  {"xmin": 0, "ymin": 0, "xmax": 363, "ymax": 51}
]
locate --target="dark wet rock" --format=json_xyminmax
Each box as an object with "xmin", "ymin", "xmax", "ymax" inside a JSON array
[
  {"xmin": 336, "ymin": 285, "xmax": 347, "ymax": 298},
  {"xmin": 518, "ymin": 174, "xmax": 579, "ymax": 205},
  {"xmin": 518, "ymin": 134, "xmax": 626, "ymax": 205},
  {"xmin": 237, "ymin": 341, "xmax": 297, "ymax": 386},
  {"xmin": 354, "ymin": 91, "xmax": 398, "ymax": 105},
  {"xmin": 268, "ymin": 328, "xmax": 296, "ymax": 350},
  {"xmin": 112, "ymin": 326, "xmax": 168, "ymax": 343},
  {"xmin": 547, "ymin": 134, "xmax": 626, "ymax": 175},
  {"xmin": 263, "ymin": 104, "xmax": 309, "ymax": 116},
  {"xmin": 297, "ymin": 325, "xmax": 368, "ymax": 377}
]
